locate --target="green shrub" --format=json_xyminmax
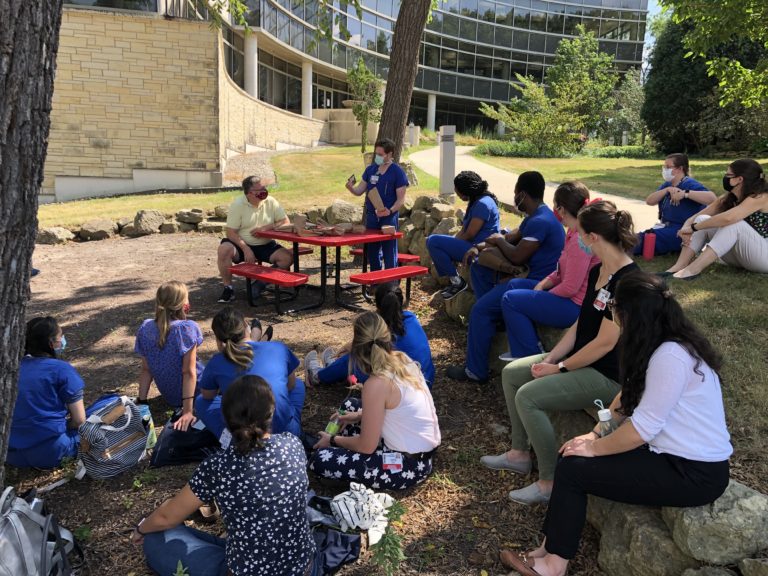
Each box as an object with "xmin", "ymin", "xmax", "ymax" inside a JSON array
[
  {"xmin": 474, "ymin": 140, "xmax": 570, "ymax": 158},
  {"xmin": 585, "ymin": 145, "xmax": 659, "ymax": 159}
]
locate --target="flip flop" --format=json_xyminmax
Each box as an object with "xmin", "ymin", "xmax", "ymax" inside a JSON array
[{"xmin": 499, "ymin": 549, "xmax": 542, "ymax": 576}]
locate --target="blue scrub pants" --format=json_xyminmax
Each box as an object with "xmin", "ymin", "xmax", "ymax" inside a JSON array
[
  {"xmin": 634, "ymin": 226, "xmax": 684, "ymax": 256},
  {"xmin": 501, "ymin": 290, "xmax": 580, "ymax": 358},
  {"xmin": 466, "ymin": 277, "xmax": 538, "ymax": 380},
  {"xmin": 143, "ymin": 526, "xmax": 227, "ymax": 576},
  {"xmin": 6, "ymin": 429, "xmax": 79, "ymax": 469},
  {"xmin": 318, "ymin": 354, "xmax": 368, "ymax": 385},
  {"xmin": 426, "ymin": 235, "xmax": 473, "ymax": 278},
  {"xmin": 366, "ymin": 212, "xmax": 399, "ymax": 271},
  {"xmin": 195, "ymin": 379, "xmax": 306, "ymax": 439}
]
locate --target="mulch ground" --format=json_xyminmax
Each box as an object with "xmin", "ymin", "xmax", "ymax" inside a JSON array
[{"xmin": 6, "ymin": 233, "xmax": 613, "ymax": 575}]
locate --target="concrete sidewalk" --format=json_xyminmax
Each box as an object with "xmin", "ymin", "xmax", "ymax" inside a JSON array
[{"xmin": 409, "ymin": 145, "xmax": 657, "ymax": 230}]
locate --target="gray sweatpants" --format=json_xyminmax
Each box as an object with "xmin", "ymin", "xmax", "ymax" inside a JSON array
[{"xmin": 692, "ymin": 215, "xmax": 768, "ymax": 273}]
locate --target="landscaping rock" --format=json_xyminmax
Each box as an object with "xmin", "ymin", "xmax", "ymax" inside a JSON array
[
  {"xmin": 214, "ymin": 205, "xmax": 229, "ymax": 219},
  {"xmin": 325, "ymin": 199, "xmax": 363, "ymax": 224},
  {"xmin": 80, "ymin": 219, "xmax": 117, "ymax": 241},
  {"xmin": 119, "ymin": 224, "xmax": 137, "ymax": 237},
  {"xmin": 412, "ymin": 195, "xmax": 439, "ymax": 212},
  {"xmin": 410, "ymin": 209, "xmax": 428, "ymax": 230},
  {"xmin": 456, "ymin": 208, "xmax": 465, "ymax": 221},
  {"xmin": 425, "ymin": 217, "xmax": 439, "ymax": 236},
  {"xmin": 740, "ymin": 558, "xmax": 768, "ymax": 576},
  {"xmin": 430, "ymin": 203, "xmax": 455, "ymax": 221},
  {"xmin": 178, "ymin": 222, "xmax": 197, "ymax": 233},
  {"xmin": 37, "ymin": 227, "xmax": 75, "ymax": 245},
  {"xmin": 398, "ymin": 223, "xmax": 415, "ymax": 253},
  {"xmin": 176, "ymin": 208, "xmax": 205, "ymax": 224},
  {"xmin": 116, "ymin": 216, "xmax": 132, "ymax": 231},
  {"xmin": 662, "ymin": 480, "xmax": 768, "ymax": 565},
  {"xmin": 682, "ymin": 569, "xmax": 736, "ymax": 576},
  {"xmin": 133, "ymin": 209, "xmax": 165, "ymax": 235},
  {"xmin": 306, "ymin": 207, "xmax": 325, "ymax": 224},
  {"xmin": 198, "ymin": 221, "xmax": 226, "ymax": 234},
  {"xmin": 443, "ymin": 290, "xmax": 475, "ymax": 324},
  {"xmin": 160, "ymin": 222, "xmax": 178, "ymax": 234},
  {"xmin": 432, "ymin": 217, "xmax": 458, "ymax": 236},
  {"xmin": 407, "ymin": 229, "xmax": 432, "ymax": 268},
  {"xmin": 400, "ymin": 196, "xmax": 414, "ymax": 218}
]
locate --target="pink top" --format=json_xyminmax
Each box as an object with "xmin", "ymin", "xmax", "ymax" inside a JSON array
[
  {"xmin": 380, "ymin": 365, "xmax": 441, "ymax": 455},
  {"xmin": 545, "ymin": 229, "xmax": 600, "ymax": 306}
]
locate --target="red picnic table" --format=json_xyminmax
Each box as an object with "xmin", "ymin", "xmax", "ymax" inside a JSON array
[{"xmin": 255, "ymin": 228, "xmax": 403, "ymax": 311}]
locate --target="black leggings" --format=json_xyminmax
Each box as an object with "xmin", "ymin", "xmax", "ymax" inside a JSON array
[{"xmin": 543, "ymin": 447, "xmax": 729, "ymax": 559}]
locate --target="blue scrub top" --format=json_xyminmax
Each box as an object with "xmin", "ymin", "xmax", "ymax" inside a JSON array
[
  {"xmin": 10, "ymin": 356, "xmax": 85, "ymax": 450},
  {"xmin": 519, "ymin": 204, "xmax": 565, "ymax": 281},
  {"xmin": 395, "ymin": 311, "xmax": 435, "ymax": 386},
  {"xmin": 656, "ymin": 176, "xmax": 710, "ymax": 225},
  {"xmin": 200, "ymin": 341, "xmax": 300, "ymax": 435},
  {"xmin": 463, "ymin": 195, "xmax": 500, "ymax": 244},
  {"xmin": 362, "ymin": 162, "xmax": 409, "ymax": 224}
]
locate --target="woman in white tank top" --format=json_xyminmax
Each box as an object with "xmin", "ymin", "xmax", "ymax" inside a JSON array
[{"xmin": 309, "ymin": 311, "xmax": 441, "ymax": 491}]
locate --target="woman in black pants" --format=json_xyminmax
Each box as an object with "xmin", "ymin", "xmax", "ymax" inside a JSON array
[{"xmin": 500, "ymin": 271, "xmax": 732, "ymax": 576}]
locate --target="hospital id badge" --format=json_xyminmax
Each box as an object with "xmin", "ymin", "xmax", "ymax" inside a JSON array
[
  {"xmin": 382, "ymin": 452, "xmax": 403, "ymax": 474},
  {"xmin": 593, "ymin": 287, "xmax": 610, "ymax": 311},
  {"xmin": 370, "ymin": 174, "xmax": 380, "ymax": 185}
]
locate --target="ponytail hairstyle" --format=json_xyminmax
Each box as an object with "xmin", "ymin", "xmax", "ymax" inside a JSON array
[
  {"xmin": 553, "ymin": 181, "xmax": 590, "ymax": 218},
  {"xmin": 666, "ymin": 153, "xmax": 690, "ymax": 176},
  {"xmin": 577, "ymin": 200, "xmax": 637, "ymax": 253},
  {"xmin": 613, "ymin": 271, "xmax": 722, "ymax": 417},
  {"xmin": 25, "ymin": 316, "xmax": 60, "ymax": 358},
  {"xmin": 154, "ymin": 281, "xmax": 188, "ymax": 348},
  {"xmin": 222, "ymin": 375, "xmax": 274, "ymax": 456},
  {"xmin": 720, "ymin": 158, "xmax": 766, "ymax": 211},
  {"xmin": 454, "ymin": 170, "xmax": 499, "ymax": 209},
  {"xmin": 349, "ymin": 311, "xmax": 426, "ymax": 391},
  {"xmin": 374, "ymin": 282, "xmax": 405, "ymax": 337},
  {"xmin": 211, "ymin": 308, "xmax": 254, "ymax": 370}
]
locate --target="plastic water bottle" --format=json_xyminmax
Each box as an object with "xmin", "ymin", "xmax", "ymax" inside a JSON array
[
  {"xmin": 138, "ymin": 404, "xmax": 157, "ymax": 449},
  {"xmin": 642, "ymin": 230, "xmax": 656, "ymax": 261},
  {"xmin": 325, "ymin": 408, "xmax": 347, "ymax": 436},
  {"xmin": 594, "ymin": 399, "xmax": 618, "ymax": 437}
]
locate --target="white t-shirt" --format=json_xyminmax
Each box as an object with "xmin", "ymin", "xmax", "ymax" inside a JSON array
[{"xmin": 630, "ymin": 342, "xmax": 732, "ymax": 462}]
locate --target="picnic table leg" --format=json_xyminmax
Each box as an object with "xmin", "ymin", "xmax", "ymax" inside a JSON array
[
  {"xmin": 292, "ymin": 241, "xmax": 300, "ymax": 273},
  {"xmin": 246, "ymin": 278, "xmax": 255, "ymax": 307},
  {"xmin": 405, "ymin": 277, "xmax": 412, "ymax": 307},
  {"xmin": 334, "ymin": 246, "xmax": 343, "ymax": 304}
]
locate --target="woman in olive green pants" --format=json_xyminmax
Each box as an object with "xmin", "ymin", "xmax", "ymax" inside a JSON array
[{"xmin": 481, "ymin": 200, "xmax": 638, "ymax": 505}]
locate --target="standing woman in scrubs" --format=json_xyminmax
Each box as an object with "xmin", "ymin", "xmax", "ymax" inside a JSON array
[
  {"xmin": 7, "ymin": 316, "xmax": 86, "ymax": 468},
  {"xmin": 346, "ymin": 138, "xmax": 409, "ymax": 270}
]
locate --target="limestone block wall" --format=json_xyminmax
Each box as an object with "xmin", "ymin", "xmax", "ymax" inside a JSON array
[
  {"xmin": 217, "ymin": 39, "xmax": 328, "ymax": 161},
  {"xmin": 44, "ymin": 8, "xmax": 220, "ymax": 199}
]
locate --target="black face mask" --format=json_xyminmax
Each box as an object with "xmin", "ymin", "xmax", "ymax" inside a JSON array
[{"xmin": 722, "ymin": 175, "xmax": 735, "ymax": 192}]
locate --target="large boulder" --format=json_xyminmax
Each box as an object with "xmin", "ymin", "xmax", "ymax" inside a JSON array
[
  {"xmin": 119, "ymin": 224, "xmax": 137, "ymax": 237},
  {"xmin": 37, "ymin": 227, "xmax": 75, "ymax": 245},
  {"xmin": 176, "ymin": 208, "xmax": 205, "ymax": 224},
  {"xmin": 682, "ymin": 569, "xmax": 737, "ymax": 576},
  {"xmin": 400, "ymin": 196, "xmax": 414, "ymax": 218},
  {"xmin": 160, "ymin": 222, "xmax": 178, "ymax": 234},
  {"xmin": 398, "ymin": 223, "xmax": 415, "ymax": 253},
  {"xmin": 407, "ymin": 229, "xmax": 432, "ymax": 268},
  {"xmin": 133, "ymin": 209, "xmax": 165, "ymax": 235},
  {"xmin": 410, "ymin": 209, "xmax": 429, "ymax": 230},
  {"xmin": 662, "ymin": 480, "xmax": 768, "ymax": 565},
  {"xmin": 325, "ymin": 199, "xmax": 363, "ymax": 224},
  {"xmin": 412, "ymin": 195, "xmax": 440, "ymax": 212},
  {"xmin": 198, "ymin": 221, "xmax": 226, "ymax": 234},
  {"xmin": 178, "ymin": 222, "xmax": 197, "ymax": 233},
  {"xmin": 740, "ymin": 558, "xmax": 768, "ymax": 576},
  {"xmin": 444, "ymin": 290, "xmax": 475, "ymax": 324},
  {"xmin": 430, "ymin": 203, "xmax": 455, "ymax": 221},
  {"xmin": 214, "ymin": 204, "xmax": 229, "ymax": 219},
  {"xmin": 79, "ymin": 219, "xmax": 117, "ymax": 241},
  {"xmin": 432, "ymin": 217, "xmax": 458, "ymax": 236},
  {"xmin": 425, "ymin": 217, "xmax": 439, "ymax": 236},
  {"xmin": 306, "ymin": 207, "xmax": 325, "ymax": 224},
  {"xmin": 116, "ymin": 216, "xmax": 133, "ymax": 231}
]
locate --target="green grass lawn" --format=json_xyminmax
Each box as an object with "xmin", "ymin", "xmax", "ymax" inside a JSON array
[
  {"xmin": 474, "ymin": 155, "xmax": 768, "ymax": 202},
  {"xmin": 37, "ymin": 146, "xmax": 439, "ymax": 228}
]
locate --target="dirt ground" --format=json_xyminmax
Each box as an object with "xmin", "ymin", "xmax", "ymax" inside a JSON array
[{"xmin": 9, "ymin": 232, "xmax": 609, "ymax": 576}]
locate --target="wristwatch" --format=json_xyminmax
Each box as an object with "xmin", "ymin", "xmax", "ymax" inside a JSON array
[
  {"xmin": 691, "ymin": 222, "xmax": 698, "ymax": 232},
  {"xmin": 330, "ymin": 435, "xmax": 338, "ymax": 447},
  {"xmin": 558, "ymin": 361, "xmax": 569, "ymax": 373}
]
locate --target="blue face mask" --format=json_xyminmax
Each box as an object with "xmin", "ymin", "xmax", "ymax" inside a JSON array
[
  {"xmin": 578, "ymin": 235, "xmax": 593, "ymax": 256},
  {"xmin": 54, "ymin": 335, "xmax": 67, "ymax": 355},
  {"xmin": 374, "ymin": 154, "xmax": 385, "ymax": 166}
]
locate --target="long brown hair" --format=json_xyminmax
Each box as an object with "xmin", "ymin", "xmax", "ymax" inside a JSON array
[
  {"xmin": 222, "ymin": 375, "xmax": 274, "ymax": 456},
  {"xmin": 578, "ymin": 200, "xmax": 637, "ymax": 252},
  {"xmin": 211, "ymin": 308, "xmax": 254, "ymax": 370},
  {"xmin": 720, "ymin": 158, "xmax": 766, "ymax": 212},
  {"xmin": 155, "ymin": 281, "xmax": 188, "ymax": 348}
]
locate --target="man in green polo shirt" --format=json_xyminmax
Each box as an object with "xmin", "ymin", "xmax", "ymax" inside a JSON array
[{"xmin": 216, "ymin": 175, "xmax": 292, "ymax": 303}]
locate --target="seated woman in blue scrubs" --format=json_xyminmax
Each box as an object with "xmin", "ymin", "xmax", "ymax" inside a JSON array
[
  {"xmin": 637, "ymin": 153, "xmax": 716, "ymax": 256},
  {"xmin": 8, "ymin": 316, "xmax": 86, "ymax": 468},
  {"xmin": 195, "ymin": 308, "xmax": 304, "ymax": 441},
  {"xmin": 345, "ymin": 137, "xmax": 409, "ymax": 271},
  {"xmin": 306, "ymin": 282, "xmax": 435, "ymax": 389},
  {"xmin": 426, "ymin": 170, "xmax": 501, "ymax": 300}
]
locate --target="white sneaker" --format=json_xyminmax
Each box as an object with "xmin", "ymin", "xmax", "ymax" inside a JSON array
[
  {"xmin": 498, "ymin": 352, "xmax": 519, "ymax": 362},
  {"xmin": 304, "ymin": 350, "xmax": 322, "ymax": 386},
  {"xmin": 321, "ymin": 347, "xmax": 337, "ymax": 367}
]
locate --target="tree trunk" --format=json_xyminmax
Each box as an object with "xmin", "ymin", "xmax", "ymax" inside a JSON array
[
  {"xmin": 0, "ymin": 1, "xmax": 64, "ymax": 484},
  {"xmin": 376, "ymin": 0, "xmax": 431, "ymax": 162}
]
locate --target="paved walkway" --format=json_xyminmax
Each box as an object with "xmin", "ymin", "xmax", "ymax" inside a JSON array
[{"xmin": 409, "ymin": 146, "xmax": 657, "ymax": 230}]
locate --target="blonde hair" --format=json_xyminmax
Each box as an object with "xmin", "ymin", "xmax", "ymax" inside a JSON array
[
  {"xmin": 155, "ymin": 281, "xmax": 188, "ymax": 348},
  {"xmin": 349, "ymin": 311, "xmax": 427, "ymax": 391},
  {"xmin": 211, "ymin": 308, "xmax": 254, "ymax": 370}
]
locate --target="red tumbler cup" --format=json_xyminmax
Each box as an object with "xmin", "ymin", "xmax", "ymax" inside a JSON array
[{"xmin": 642, "ymin": 230, "xmax": 656, "ymax": 260}]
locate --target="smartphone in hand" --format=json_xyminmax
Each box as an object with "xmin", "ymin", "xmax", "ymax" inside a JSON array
[{"xmin": 348, "ymin": 174, "xmax": 356, "ymax": 185}]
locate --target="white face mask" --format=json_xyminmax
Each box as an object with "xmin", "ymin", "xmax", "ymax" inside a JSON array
[{"xmin": 662, "ymin": 167, "xmax": 674, "ymax": 182}]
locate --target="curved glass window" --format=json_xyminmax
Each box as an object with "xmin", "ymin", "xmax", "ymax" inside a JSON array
[{"xmin": 65, "ymin": 0, "xmax": 157, "ymax": 10}]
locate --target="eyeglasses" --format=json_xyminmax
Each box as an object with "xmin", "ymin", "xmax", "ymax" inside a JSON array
[{"xmin": 724, "ymin": 174, "xmax": 735, "ymax": 178}]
